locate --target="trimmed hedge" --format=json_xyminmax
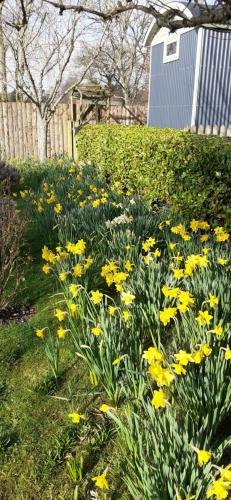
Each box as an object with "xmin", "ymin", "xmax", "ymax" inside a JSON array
[{"xmin": 77, "ymin": 125, "xmax": 231, "ymax": 225}]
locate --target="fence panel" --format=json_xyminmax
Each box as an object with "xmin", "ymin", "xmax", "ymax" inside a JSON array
[{"xmin": 0, "ymin": 102, "xmax": 147, "ymax": 160}]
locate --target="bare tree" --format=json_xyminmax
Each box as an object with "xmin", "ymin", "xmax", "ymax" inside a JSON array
[
  {"xmin": 2, "ymin": 0, "xmax": 105, "ymax": 160},
  {"xmin": 77, "ymin": 1, "xmax": 148, "ymax": 106},
  {"xmin": 43, "ymin": 1, "xmax": 231, "ymax": 33},
  {"xmin": 0, "ymin": 3, "xmax": 7, "ymax": 100}
]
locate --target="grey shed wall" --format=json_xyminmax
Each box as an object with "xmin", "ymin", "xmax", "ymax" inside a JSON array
[
  {"xmin": 196, "ymin": 29, "xmax": 231, "ymax": 128},
  {"xmin": 148, "ymin": 30, "xmax": 198, "ymax": 128}
]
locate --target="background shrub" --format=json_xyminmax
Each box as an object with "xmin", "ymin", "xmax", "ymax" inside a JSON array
[{"xmin": 78, "ymin": 125, "xmax": 231, "ymax": 226}]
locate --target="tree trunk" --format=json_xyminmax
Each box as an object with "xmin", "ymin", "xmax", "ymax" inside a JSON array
[
  {"xmin": 0, "ymin": 5, "xmax": 7, "ymax": 101},
  {"xmin": 37, "ymin": 113, "xmax": 48, "ymax": 161}
]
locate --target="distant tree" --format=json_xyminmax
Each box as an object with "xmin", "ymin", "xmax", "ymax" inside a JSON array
[
  {"xmin": 2, "ymin": 0, "xmax": 104, "ymax": 160},
  {"xmin": 0, "ymin": 3, "xmax": 7, "ymax": 100},
  {"xmin": 76, "ymin": 0, "xmax": 149, "ymax": 106}
]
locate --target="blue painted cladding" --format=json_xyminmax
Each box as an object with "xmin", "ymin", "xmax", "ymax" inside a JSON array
[
  {"xmin": 148, "ymin": 30, "xmax": 197, "ymax": 128},
  {"xmin": 197, "ymin": 29, "xmax": 231, "ymax": 128}
]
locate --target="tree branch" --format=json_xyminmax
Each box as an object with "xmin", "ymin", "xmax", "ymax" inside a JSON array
[{"xmin": 43, "ymin": 1, "xmax": 231, "ymax": 32}]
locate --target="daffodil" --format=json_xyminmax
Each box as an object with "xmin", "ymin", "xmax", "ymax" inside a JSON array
[
  {"xmin": 208, "ymin": 293, "xmax": 218, "ymax": 308},
  {"xmin": 196, "ymin": 310, "xmax": 213, "ymax": 326},
  {"xmin": 200, "ymin": 343, "xmax": 212, "ymax": 356},
  {"xmin": 112, "ymin": 356, "xmax": 125, "ymax": 366},
  {"xmin": 142, "ymin": 237, "xmax": 156, "ymax": 252},
  {"xmin": 42, "ymin": 245, "xmax": 56, "ymax": 263},
  {"xmin": 42, "ymin": 264, "xmax": 51, "ymax": 274},
  {"xmin": 69, "ymin": 303, "xmax": 78, "ymax": 317},
  {"xmin": 90, "ymin": 290, "xmax": 103, "ymax": 304},
  {"xmin": 125, "ymin": 260, "xmax": 133, "ymax": 272},
  {"xmin": 213, "ymin": 325, "xmax": 223, "ymax": 337},
  {"xmin": 162, "ymin": 286, "xmax": 180, "ymax": 298},
  {"xmin": 220, "ymin": 464, "xmax": 231, "ymax": 482},
  {"xmin": 68, "ymin": 239, "xmax": 86, "ymax": 255},
  {"xmin": 173, "ymin": 268, "xmax": 184, "ymax": 280},
  {"xmin": 148, "ymin": 363, "xmax": 174, "ymax": 387},
  {"xmin": 100, "ymin": 404, "xmax": 110, "ymax": 412},
  {"xmin": 73, "ymin": 263, "xmax": 83, "ymax": 278},
  {"xmin": 151, "ymin": 389, "xmax": 168, "ymax": 409},
  {"xmin": 92, "ymin": 199, "xmax": 100, "ymax": 208},
  {"xmin": 35, "ymin": 328, "xmax": 45, "ymax": 338},
  {"xmin": 174, "ymin": 350, "xmax": 193, "ymax": 366},
  {"xmin": 225, "ymin": 348, "xmax": 231, "ymax": 360},
  {"xmin": 113, "ymin": 272, "xmax": 128, "ymax": 283},
  {"xmin": 215, "ymin": 228, "xmax": 230, "ymax": 242},
  {"xmin": 191, "ymin": 350, "xmax": 204, "ymax": 364},
  {"xmin": 217, "ymin": 258, "xmax": 228, "ymax": 266},
  {"xmin": 92, "ymin": 470, "xmax": 109, "ymax": 490},
  {"xmin": 69, "ymin": 283, "xmax": 79, "ymax": 297},
  {"xmin": 84, "ymin": 256, "xmax": 93, "ymax": 269},
  {"xmin": 57, "ymin": 327, "xmax": 67, "ymax": 339},
  {"xmin": 154, "ymin": 248, "xmax": 161, "ymax": 258},
  {"xmin": 108, "ymin": 305, "xmax": 116, "ymax": 316},
  {"xmin": 59, "ymin": 272, "xmax": 67, "ymax": 281},
  {"xmin": 143, "ymin": 347, "xmax": 164, "ymax": 364},
  {"xmin": 168, "ymin": 243, "xmax": 176, "ymax": 251},
  {"xmin": 54, "ymin": 203, "xmax": 62, "ymax": 214},
  {"xmin": 122, "ymin": 310, "xmax": 131, "ymax": 322},
  {"xmin": 68, "ymin": 412, "xmax": 86, "ymax": 424},
  {"xmin": 121, "ymin": 291, "xmax": 135, "ymax": 305},
  {"xmin": 200, "ymin": 234, "xmax": 209, "ymax": 242},
  {"xmin": 195, "ymin": 448, "xmax": 212, "ymax": 466},
  {"xmin": 91, "ymin": 326, "xmax": 103, "ymax": 336},
  {"xmin": 178, "ymin": 291, "xmax": 195, "ymax": 308},
  {"xmin": 159, "ymin": 307, "xmax": 177, "ymax": 326},
  {"xmin": 54, "ymin": 309, "xmax": 67, "ymax": 322},
  {"xmin": 171, "ymin": 363, "xmax": 186, "ymax": 375},
  {"xmin": 207, "ymin": 478, "xmax": 230, "ymax": 499}
]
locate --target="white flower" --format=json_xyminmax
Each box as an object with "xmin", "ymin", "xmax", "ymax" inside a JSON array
[{"xmin": 106, "ymin": 213, "xmax": 133, "ymax": 229}]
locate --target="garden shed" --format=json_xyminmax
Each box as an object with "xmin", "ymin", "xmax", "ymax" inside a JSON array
[{"xmin": 144, "ymin": 1, "xmax": 231, "ymax": 132}]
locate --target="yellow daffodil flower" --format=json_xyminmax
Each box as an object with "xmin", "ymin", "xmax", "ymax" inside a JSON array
[
  {"xmin": 196, "ymin": 310, "xmax": 213, "ymax": 326},
  {"xmin": 207, "ymin": 478, "xmax": 230, "ymax": 499},
  {"xmin": 121, "ymin": 291, "xmax": 135, "ymax": 305},
  {"xmin": 195, "ymin": 448, "xmax": 212, "ymax": 466},
  {"xmin": 68, "ymin": 412, "xmax": 85, "ymax": 424},
  {"xmin": 91, "ymin": 326, "xmax": 103, "ymax": 336},
  {"xmin": 151, "ymin": 389, "xmax": 168, "ymax": 409},
  {"xmin": 92, "ymin": 470, "xmax": 109, "ymax": 490},
  {"xmin": 35, "ymin": 328, "xmax": 45, "ymax": 338},
  {"xmin": 159, "ymin": 307, "xmax": 177, "ymax": 326},
  {"xmin": 54, "ymin": 309, "xmax": 67, "ymax": 322},
  {"xmin": 100, "ymin": 404, "xmax": 110, "ymax": 412},
  {"xmin": 90, "ymin": 290, "xmax": 103, "ymax": 305},
  {"xmin": 69, "ymin": 283, "xmax": 79, "ymax": 297},
  {"xmin": 208, "ymin": 293, "xmax": 218, "ymax": 308}
]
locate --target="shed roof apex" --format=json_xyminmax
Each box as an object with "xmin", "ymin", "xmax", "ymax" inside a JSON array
[
  {"xmin": 144, "ymin": 1, "xmax": 197, "ymax": 47},
  {"xmin": 144, "ymin": 1, "xmax": 231, "ymax": 47}
]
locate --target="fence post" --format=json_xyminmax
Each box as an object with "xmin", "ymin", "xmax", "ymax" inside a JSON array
[
  {"xmin": 227, "ymin": 125, "xmax": 231, "ymax": 137},
  {"xmin": 220, "ymin": 125, "xmax": 227, "ymax": 137}
]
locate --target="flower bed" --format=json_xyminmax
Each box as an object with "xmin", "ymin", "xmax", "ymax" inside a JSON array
[{"xmin": 19, "ymin": 159, "xmax": 231, "ymax": 499}]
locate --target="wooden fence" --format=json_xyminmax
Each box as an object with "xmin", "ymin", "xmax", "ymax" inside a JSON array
[
  {"xmin": 0, "ymin": 102, "xmax": 147, "ymax": 160},
  {"xmin": 0, "ymin": 103, "xmax": 70, "ymax": 160},
  {"xmin": 186, "ymin": 124, "xmax": 231, "ymax": 137}
]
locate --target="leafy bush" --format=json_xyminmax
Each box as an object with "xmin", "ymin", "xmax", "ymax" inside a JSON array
[
  {"xmin": 78, "ymin": 125, "xmax": 231, "ymax": 226},
  {"xmin": 0, "ymin": 160, "xmax": 19, "ymax": 185},
  {"xmin": 0, "ymin": 180, "xmax": 27, "ymax": 309}
]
